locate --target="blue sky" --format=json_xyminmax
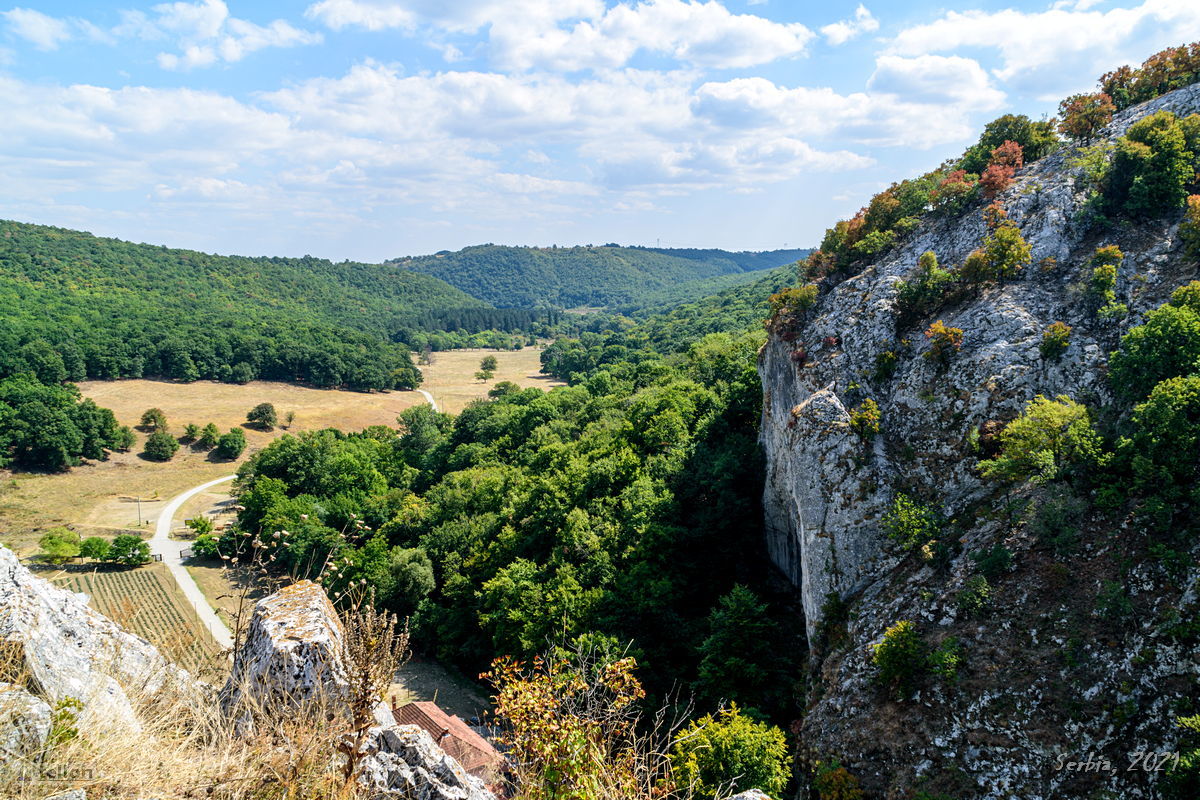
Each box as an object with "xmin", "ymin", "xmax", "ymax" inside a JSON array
[{"xmin": 2, "ymin": 0, "xmax": 1199, "ymax": 262}]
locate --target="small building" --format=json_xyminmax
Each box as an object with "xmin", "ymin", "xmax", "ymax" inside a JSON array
[{"xmin": 391, "ymin": 700, "xmax": 506, "ymax": 790}]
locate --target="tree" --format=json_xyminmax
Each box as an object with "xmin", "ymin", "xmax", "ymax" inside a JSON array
[
  {"xmin": 474, "ymin": 370, "xmax": 494, "ymax": 382},
  {"xmin": 142, "ymin": 431, "xmax": 179, "ymax": 461},
  {"xmin": 79, "ymin": 536, "xmax": 110, "ymax": 561},
  {"xmin": 1107, "ymin": 111, "xmax": 1195, "ymax": 217},
  {"xmin": 105, "ymin": 534, "xmax": 150, "ymax": 567},
  {"xmin": 694, "ymin": 586, "xmax": 782, "ymax": 712},
  {"xmin": 387, "ymin": 546, "xmax": 435, "ymax": 617},
  {"xmin": 480, "ymin": 355, "xmax": 498, "ymax": 372},
  {"xmin": 40, "ymin": 527, "xmax": 81, "ymax": 564},
  {"xmin": 215, "ymin": 428, "xmax": 246, "ymax": 459},
  {"xmin": 139, "ymin": 408, "xmax": 167, "ymax": 431},
  {"xmin": 197, "ymin": 422, "xmax": 220, "ymax": 449},
  {"xmin": 1109, "ymin": 290, "xmax": 1200, "ymax": 399},
  {"xmin": 247, "ymin": 402, "xmax": 277, "ymax": 430},
  {"xmin": 112, "ymin": 426, "xmax": 136, "ymax": 452},
  {"xmin": 1058, "ymin": 92, "xmax": 1116, "ymax": 144},
  {"xmin": 924, "ymin": 320, "xmax": 963, "ymax": 365},
  {"xmin": 669, "ymin": 705, "xmax": 791, "ymax": 800},
  {"xmin": 882, "ymin": 493, "xmax": 939, "ymax": 551},
  {"xmin": 185, "ymin": 516, "xmax": 214, "ymax": 536},
  {"xmin": 1040, "ymin": 322, "xmax": 1072, "ymax": 360},
  {"xmin": 872, "ymin": 619, "xmax": 925, "ymax": 699},
  {"xmin": 181, "ymin": 423, "xmax": 200, "ymax": 442},
  {"xmin": 1126, "ymin": 374, "xmax": 1200, "ymax": 494},
  {"xmin": 284, "ymin": 410, "xmax": 296, "ymax": 429},
  {"xmin": 977, "ymin": 395, "xmax": 1103, "ymax": 484}
]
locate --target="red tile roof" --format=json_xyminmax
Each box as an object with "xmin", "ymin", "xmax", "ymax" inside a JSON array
[{"xmin": 392, "ymin": 701, "xmax": 504, "ymax": 779}]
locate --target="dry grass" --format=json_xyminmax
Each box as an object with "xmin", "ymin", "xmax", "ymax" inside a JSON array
[
  {"xmin": 0, "ymin": 348, "xmax": 558, "ymax": 556},
  {"xmin": 418, "ymin": 347, "xmax": 564, "ymax": 414}
]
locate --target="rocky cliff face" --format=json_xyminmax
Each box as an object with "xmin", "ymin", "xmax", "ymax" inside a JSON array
[{"xmin": 760, "ymin": 86, "xmax": 1200, "ymax": 798}]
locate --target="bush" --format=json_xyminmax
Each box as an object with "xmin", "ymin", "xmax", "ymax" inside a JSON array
[
  {"xmin": 197, "ymin": 422, "xmax": 220, "ymax": 448},
  {"xmin": 812, "ymin": 758, "xmax": 864, "ymax": 800},
  {"xmin": 979, "ymin": 218, "xmax": 1032, "ymax": 281},
  {"xmin": 1110, "ymin": 292, "xmax": 1200, "ymax": 399},
  {"xmin": 181, "ymin": 423, "xmax": 200, "ymax": 442},
  {"xmin": 873, "ymin": 350, "xmax": 899, "ymax": 382},
  {"xmin": 215, "ymin": 428, "xmax": 247, "ymax": 460},
  {"xmin": 142, "ymin": 431, "xmax": 179, "ymax": 461},
  {"xmin": 79, "ymin": 536, "xmax": 110, "ymax": 561},
  {"xmin": 1107, "ymin": 111, "xmax": 1194, "ymax": 217},
  {"xmin": 895, "ymin": 251, "xmax": 955, "ymax": 324},
  {"xmin": 882, "ymin": 493, "xmax": 939, "ymax": 552},
  {"xmin": 1088, "ymin": 245, "xmax": 1126, "ymax": 317},
  {"xmin": 1031, "ymin": 490, "xmax": 1085, "ymax": 554},
  {"xmin": 1125, "ymin": 374, "xmax": 1200, "ymax": 497},
  {"xmin": 927, "ymin": 637, "xmax": 962, "ymax": 685},
  {"xmin": 247, "ymin": 402, "xmax": 277, "ymax": 429},
  {"xmin": 112, "ymin": 426, "xmax": 136, "ymax": 452},
  {"xmin": 972, "ymin": 544, "xmax": 1014, "ymax": 580},
  {"xmin": 977, "ymin": 395, "xmax": 1103, "ymax": 484},
  {"xmin": 872, "ymin": 619, "xmax": 925, "ymax": 699},
  {"xmin": 848, "ymin": 398, "xmax": 881, "ymax": 442},
  {"xmin": 1182, "ymin": 195, "xmax": 1200, "ymax": 258},
  {"xmin": 670, "ymin": 706, "xmax": 791, "ymax": 800},
  {"xmin": 40, "ymin": 527, "xmax": 80, "ymax": 564},
  {"xmin": 924, "ymin": 320, "xmax": 964, "ymax": 366},
  {"xmin": 139, "ymin": 407, "xmax": 167, "ymax": 431},
  {"xmin": 769, "ymin": 284, "xmax": 819, "ymax": 321},
  {"xmin": 1096, "ymin": 579, "xmax": 1132, "ymax": 619},
  {"xmin": 191, "ymin": 532, "xmax": 221, "ymax": 558},
  {"xmin": 1057, "ymin": 92, "xmax": 1116, "ymax": 144},
  {"xmin": 957, "ymin": 575, "xmax": 991, "ymax": 617},
  {"xmin": 105, "ymin": 533, "xmax": 150, "ymax": 566},
  {"xmin": 1040, "ymin": 322, "xmax": 1072, "ymax": 360}
]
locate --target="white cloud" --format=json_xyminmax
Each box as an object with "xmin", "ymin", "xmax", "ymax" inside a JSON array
[
  {"xmin": 868, "ymin": 55, "xmax": 1005, "ymax": 110},
  {"xmin": 108, "ymin": 0, "xmax": 323, "ymax": 69},
  {"xmin": 888, "ymin": 0, "xmax": 1200, "ymax": 95},
  {"xmin": 821, "ymin": 4, "xmax": 878, "ymax": 47},
  {"xmin": 305, "ymin": 0, "xmax": 814, "ymax": 70},
  {"xmin": 3, "ymin": 8, "xmax": 72, "ymax": 50}
]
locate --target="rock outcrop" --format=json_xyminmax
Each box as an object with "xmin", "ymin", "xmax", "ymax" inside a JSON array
[
  {"xmin": 760, "ymin": 85, "xmax": 1200, "ymax": 798},
  {"xmin": 221, "ymin": 579, "xmax": 348, "ymax": 713},
  {"xmin": 355, "ymin": 724, "xmax": 497, "ymax": 800},
  {"xmin": 0, "ymin": 681, "xmax": 51, "ymax": 762},
  {"xmin": 0, "ymin": 546, "xmax": 193, "ymax": 732},
  {"xmin": 227, "ymin": 580, "xmax": 496, "ymax": 800}
]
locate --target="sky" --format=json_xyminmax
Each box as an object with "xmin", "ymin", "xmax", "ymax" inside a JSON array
[{"xmin": 2, "ymin": 1, "xmax": 1199, "ymax": 262}]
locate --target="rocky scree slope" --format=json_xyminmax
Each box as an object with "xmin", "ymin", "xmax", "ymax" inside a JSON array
[{"xmin": 760, "ymin": 86, "xmax": 1200, "ymax": 797}]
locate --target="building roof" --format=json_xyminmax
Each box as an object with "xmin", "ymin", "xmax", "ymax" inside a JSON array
[{"xmin": 392, "ymin": 701, "xmax": 503, "ymax": 778}]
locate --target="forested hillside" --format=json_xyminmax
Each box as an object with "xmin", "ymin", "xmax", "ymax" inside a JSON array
[
  {"xmin": 389, "ymin": 243, "xmax": 807, "ymax": 308},
  {"xmin": 0, "ymin": 220, "xmax": 487, "ymax": 390}
]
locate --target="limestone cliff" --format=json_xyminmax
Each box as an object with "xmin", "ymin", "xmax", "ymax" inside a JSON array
[{"xmin": 760, "ymin": 86, "xmax": 1200, "ymax": 798}]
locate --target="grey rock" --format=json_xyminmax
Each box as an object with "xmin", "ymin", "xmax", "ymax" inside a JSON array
[
  {"xmin": 354, "ymin": 724, "xmax": 496, "ymax": 800},
  {"xmin": 722, "ymin": 791, "xmax": 773, "ymax": 800},
  {"xmin": 0, "ymin": 681, "xmax": 51, "ymax": 761},
  {"xmin": 0, "ymin": 547, "xmax": 194, "ymax": 733},
  {"xmin": 42, "ymin": 791, "xmax": 87, "ymax": 800},
  {"xmin": 221, "ymin": 579, "xmax": 348, "ymax": 714}
]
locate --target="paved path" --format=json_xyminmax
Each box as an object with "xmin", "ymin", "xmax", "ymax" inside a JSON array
[
  {"xmin": 150, "ymin": 475, "xmax": 236, "ymax": 650},
  {"xmin": 416, "ymin": 388, "xmax": 439, "ymax": 412}
]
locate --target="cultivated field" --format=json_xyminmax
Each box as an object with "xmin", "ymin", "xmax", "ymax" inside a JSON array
[{"xmin": 49, "ymin": 562, "xmax": 224, "ymax": 676}]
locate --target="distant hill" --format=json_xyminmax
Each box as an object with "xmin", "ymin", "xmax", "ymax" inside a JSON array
[
  {"xmin": 0, "ymin": 220, "xmax": 485, "ymax": 390},
  {"xmin": 387, "ymin": 244, "xmax": 809, "ymax": 308}
]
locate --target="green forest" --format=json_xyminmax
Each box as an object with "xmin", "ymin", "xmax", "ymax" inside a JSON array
[{"xmin": 390, "ymin": 243, "xmax": 807, "ymax": 308}]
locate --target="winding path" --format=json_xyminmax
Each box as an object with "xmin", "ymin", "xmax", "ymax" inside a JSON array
[
  {"xmin": 149, "ymin": 390, "xmax": 440, "ymax": 652},
  {"xmin": 150, "ymin": 475, "xmax": 236, "ymax": 649}
]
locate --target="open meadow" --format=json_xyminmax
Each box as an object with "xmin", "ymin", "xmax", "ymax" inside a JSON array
[{"xmin": 417, "ymin": 346, "xmax": 564, "ymax": 413}]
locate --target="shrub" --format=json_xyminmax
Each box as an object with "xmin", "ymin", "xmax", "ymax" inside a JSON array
[
  {"xmin": 191, "ymin": 532, "xmax": 221, "ymax": 558},
  {"xmin": 1182, "ymin": 195, "xmax": 1200, "ymax": 258},
  {"xmin": 215, "ymin": 428, "xmax": 247, "ymax": 460},
  {"xmin": 848, "ymin": 398, "xmax": 881, "ymax": 441},
  {"xmin": 1040, "ymin": 322, "xmax": 1072, "ymax": 360},
  {"xmin": 872, "ymin": 620, "xmax": 925, "ymax": 699},
  {"xmin": 1088, "ymin": 244, "xmax": 1125, "ymax": 317},
  {"xmin": 1125, "ymin": 374, "xmax": 1200, "ymax": 496},
  {"xmin": 977, "ymin": 395, "xmax": 1103, "ymax": 484},
  {"xmin": 813, "ymin": 758, "xmax": 864, "ymax": 800},
  {"xmin": 197, "ymin": 422, "xmax": 220, "ymax": 448},
  {"xmin": 112, "ymin": 425, "xmax": 136, "ymax": 451},
  {"xmin": 1096, "ymin": 580, "xmax": 1132, "ymax": 619},
  {"xmin": 873, "ymin": 350, "xmax": 898, "ymax": 382},
  {"xmin": 1163, "ymin": 714, "xmax": 1200, "ymax": 799},
  {"xmin": 79, "ymin": 536, "xmax": 110, "ymax": 561},
  {"xmin": 1110, "ymin": 293, "xmax": 1200, "ymax": 399},
  {"xmin": 882, "ymin": 493, "xmax": 939, "ymax": 552},
  {"xmin": 139, "ymin": 407, "xmax": 167, "ymax": 431},
  {"xmin": 981, "ymin": 219, "xmax": 1032, "ymax": 280},
  {"xmin": 924, "ymin": 320, "xmax": 963, "ymax": 365},
  {"xmin": 247, "ymin": 402, "xmax": 277, "ymax": 429},
  {"xmin": 972, "ymin": 544, "xmax": 1014, "ymax": 580},
  {"xmin": 1107, "ymin": 111, "xmax": 1194, "ymax": 217},
  {"xmin": 40, "ymin": 527, "xmax": 81, "ymax": 564},
  {"xmin": 143, "ymin": 431, "xmax": 179, "ymax": 461},
  {"xmin": 931, "ymin": 169, "xmax": 979, "ymax": 215},
  {"xmin": 105, "ymin": 533, "xmax": 150, "ymax": 566},
  {"xmin": 1058, "ymin": 92, "xmax": 1116, "ymax": 144},
  {"xmin": 769, "ymin": 284, "xmax": 819, "ymax": 321},
  {"xmin": 895, "ymin": 251, "xmax": 955, "ymax": 324},
  {"xmin": 181, "ymin": 423, "xmax": 200, "ymax": 442},
  {"xmin": 670, "ymin": 706, "xmax": 792, "ymax": 800},
  {"xmin": 957, "ymin": 575, "xmax": 992, "ymax": 617},
  {"xmin": 927, "ymin": 637, "xmax": 962, "ymax": 685}
]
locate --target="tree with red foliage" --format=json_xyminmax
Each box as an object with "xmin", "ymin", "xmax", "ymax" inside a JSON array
[
  {"xmin": 1058, "ymin": 92, "xmax": 1117, "ymax": 144},
  {"xmin": 979, "ymin": 141, "xmax": 1023, "ymax": 199}
]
